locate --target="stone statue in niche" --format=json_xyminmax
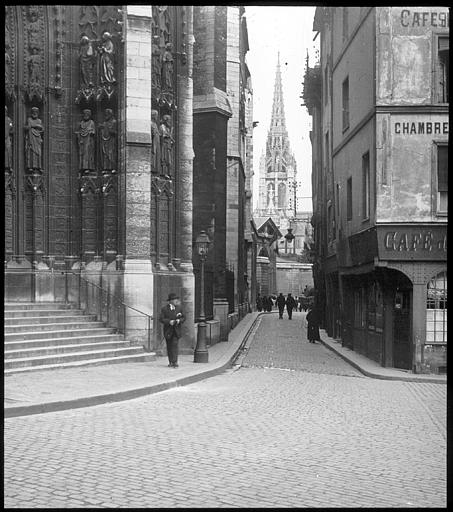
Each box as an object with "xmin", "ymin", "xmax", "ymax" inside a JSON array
[
  {"xmin": 161, "ymin": 42, "xmax": 174, "ymax": 92},
  {"xmin": 98, "ymin": 32, "xmax": 116, "ymax": 85},
  {"xmin": 5, "ymin": 106, "xmax": 13, "ymax": 170},
  {"xmin": 79, "ymin": 36, "xmax": 96, "ymax": 88},
  {"xmin": 24, "ymin": 107, "xmax": 43, "ymax": 171},
  {"xmin": 151, "ymin": 109, "xmax": 161, "ymax": 174},
  {"xmin": 159, "ymin": 114, "xmax": 174, "ymax": 178},
  {"xmin": 157, "ymin": 6, "xmax": 171, "ymax": 47},
  {"xmin": 151, "ymin": 36, "xmax": 162, "ymax": 93},
  {"xmin": 27, "ymin": 47, "xmax": 41, "ymax": 85},
  {"xmin": 26, "ymin": 6, "xmax": 41, "ymax": 48},
  {"xmin": 76, "ymin": 109, "xmax": 96, "ymax": 171},
  {"xmin": 99, "ymin": 108, "xmax": 117, "ymax": 171}
]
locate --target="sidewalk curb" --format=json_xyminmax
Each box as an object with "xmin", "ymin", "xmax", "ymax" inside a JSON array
[
  {"xmin": 318, "ymin": 336, "xmax": 446, "ymax": 384},
  {"xmin": 5, "ymin": 313, "xmax": 261, "ymax": 419}
]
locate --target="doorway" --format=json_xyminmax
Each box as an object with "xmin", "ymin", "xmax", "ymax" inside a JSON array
[{"xmin": 393, "ymin": 289, "xmax": 412, "ymax": 370}]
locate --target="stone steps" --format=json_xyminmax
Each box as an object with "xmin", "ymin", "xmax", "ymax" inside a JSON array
[
  {"xmin": 5, "ymin": 340, "xmax": 137, "ymax": 359},
  {"xmin": 5, "ymin": 347, "xmax": 150, "ymax": 369},
  {"xmin": 5, "ymin": 320, "xmax": 106, "ymax": 333},
  {"xmin": 5, "ymin": 309, "xmax": 85, "ymax": 318},
  {"xmin": 4, "ymin": 302, "xmax": 156, "ymax": 373},
  {"xmin": 5, "ymin": 327, "xmax": 117, "ymax": 342},
  {"xmin": 5, "ymin": 334, "xmax": 125, "ymax": 351},
  {"xmin": 4, "ymin": 354, "xmax": 155, "ymax": 375},
  {"xmin": 4, "ymin": 314, "xmax": 97, "ymax": 326},
  {"xmin": 4, "ymin": 302, "xmax": 75, "ymax": 311}
]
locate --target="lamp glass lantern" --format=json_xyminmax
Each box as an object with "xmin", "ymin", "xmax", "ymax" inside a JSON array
[{"xmin": 195, "ymin": 230, "xmax": 211, "ymax": 258}]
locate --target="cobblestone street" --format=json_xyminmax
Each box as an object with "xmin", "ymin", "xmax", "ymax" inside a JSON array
[{"xmin": 4, "ymin": 312, "xmax": 446, "ymax": 508}]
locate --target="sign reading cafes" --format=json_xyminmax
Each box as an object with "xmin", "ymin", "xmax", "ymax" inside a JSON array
[
  {"xmin": 377, "ymin": 225, "xmax": 447, "ymax": 261},
  {"xmin": 400, "ymin": 9, "xmax": 449, "ymax": 28}
]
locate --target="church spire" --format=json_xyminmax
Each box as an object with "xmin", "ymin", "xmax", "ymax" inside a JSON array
[
  {"xmin": 256, "ymin": 54, "xmax": 297, "ymax": 220},
  {"xmin": 269, "ymin": 55, "xmax": 287, "ymax": 135}
]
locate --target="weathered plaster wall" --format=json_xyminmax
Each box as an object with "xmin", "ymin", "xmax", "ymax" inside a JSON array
[
  {"xmin": 376, "ymin": 113, "xmax": 449, "ymax": 222},
  {"xmin": 376, "ymin": 7, "xmax": 449, "ymax": 105}
]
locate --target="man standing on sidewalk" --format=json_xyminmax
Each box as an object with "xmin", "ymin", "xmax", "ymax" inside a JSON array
[
  {"xmin": 159, "ymin": 293, "xmax": 185, "ymax": 368},
  {"xmin": 286, "ymin": 293, "xmax": 297, "ymax": 320},
  {"xmin": 276, "ymin": 292, "xmax": 286, "ymax": 319}
]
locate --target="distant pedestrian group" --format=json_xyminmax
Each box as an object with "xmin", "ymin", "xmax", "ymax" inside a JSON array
[
  {"xmin": 271, "ymin": 292, "xmax": 297, "ymax": 319},
  {"xmin": 256, "ymin": 294, "xmax": 273, "ymax": 312}
]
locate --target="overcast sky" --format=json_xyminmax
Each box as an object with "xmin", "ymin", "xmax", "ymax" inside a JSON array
[{"xmin": 245, "ymin": 6, "xmax": 319, "ymax": 212}]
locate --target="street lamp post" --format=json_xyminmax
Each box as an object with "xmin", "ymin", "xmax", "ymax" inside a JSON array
[{"xmin": 194, "ymin": 230, "xmax": 210, "ymax": 363}]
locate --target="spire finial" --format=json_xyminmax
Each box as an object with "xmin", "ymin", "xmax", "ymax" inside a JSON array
[{"xmin": 277, "ymin": 51, "xmax": 280, "ymax": 66}]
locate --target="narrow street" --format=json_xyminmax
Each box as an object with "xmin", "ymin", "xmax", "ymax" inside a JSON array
[{"xmin": 4, "ymin": 312, "xmax": 446, "ymax": 508}]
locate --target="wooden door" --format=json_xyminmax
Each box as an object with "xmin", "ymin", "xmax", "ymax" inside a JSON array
[{"xmin": 393, "ymin": 290, "xmax": 412, "ymax": 370}]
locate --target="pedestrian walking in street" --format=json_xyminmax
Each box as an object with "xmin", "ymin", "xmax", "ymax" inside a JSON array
[
  {"xmin": 266, "ymin": 296, "xmax": 274, "ymax": 312},
  {"xmin": 306, "ymin": 305, "xmax": 321, "ymax": 343},
  {"xmin": 256, "ymin": 294, "xmax": 263, "ymax": 312},
  {"xmin": 286, "ymin": 293, "xmax": 297, "ymax": 320},
  {"xmin": 298, "ymin": 296, "xmax": 303, "ymax": 312},
  {"xmin": 276, "ymin": 292, "xmax": 286, "ymax": 319},
  {"xmin": 159, "ymin": 293, "xmax": 186, "ymax": 367}
]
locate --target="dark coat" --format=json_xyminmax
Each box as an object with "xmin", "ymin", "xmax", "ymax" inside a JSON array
[
  {"xmin": 159, "ymin": 303, "xmax": 186, "ymax": 340},
  {"xmin": 306, "ymin": 309, "xmax": 321, "ymax": 341},
  {"xmin": 276, "ymin": 294, "xmax": 286, "ymax": 309},
  {"xmin": 286, "ymin": 295, "xmax": 297, "ymax": 311}
]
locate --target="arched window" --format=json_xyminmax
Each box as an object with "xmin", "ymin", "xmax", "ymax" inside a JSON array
[
  {"xmin": 426, "ymin": 271, "xmax": 447, "ymax": 343},
  {"xmin": 278, "ymin": 182, "xmax": 286, "ymax": 208}
]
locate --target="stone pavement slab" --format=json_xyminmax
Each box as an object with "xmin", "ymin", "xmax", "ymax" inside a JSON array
[
  {"xmin": 4, "ymin": 310, "xmax": 445, "ymax": 418},
  {"xmin": 317, "ymin": 328, "xmax": 447, "ymax": 385},
  {"xmin": 4, "ymin": 312, "xmax": 259, "ymax": 418}
]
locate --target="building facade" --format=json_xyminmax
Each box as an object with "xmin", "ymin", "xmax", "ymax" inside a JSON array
[
  {"xmin": 305, "ymin": 7, "xmax": 448, "ymax": 373},
  {"xmin": 192, "ymin": 6, "xmax": 252, "ymax": 339},
  {"xmin": 5, "ymin": 5, "xmax": 253, "ymax": 352}
]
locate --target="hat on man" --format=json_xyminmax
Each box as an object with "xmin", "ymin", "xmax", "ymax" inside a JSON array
[{"xmin": 167, "ymin": 293, "xmax": 179, "ymax": 301}]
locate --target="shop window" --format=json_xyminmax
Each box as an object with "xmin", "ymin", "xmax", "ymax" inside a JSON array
[
  {"xmin": 362, "ymin": 151, "xmax": 370, "ymax": 219},
  {"xmin": 342, "ymin": 77, "xmax": 350, "ymax": 131},
  {"xmin": 426, "ymin": 271, "xmax": 447, "ymax": 343},
  {"xmin": 436, "ymin": 37, "xmax": 449, "ymax": 103},
  {"xmin": 346, "ymin": 177, "xmax": 352, "ymax": 220},
  {"xmin": 436, "ymin": 144, "xmax": 448, "ymax": 215}
]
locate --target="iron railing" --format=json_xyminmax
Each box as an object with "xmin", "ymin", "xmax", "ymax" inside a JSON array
[{"xmin": 4, "ymin": 268, "xmax": 153, "ymax": 352}]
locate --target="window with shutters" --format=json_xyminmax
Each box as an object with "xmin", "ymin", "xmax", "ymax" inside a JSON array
[
  {"xmin": 436, "ymin": 37, "xmax": 449, "ymax": 103},
  {"xmin": 435, "ymin": 144, "xmax": 448, "ymax": 215}
]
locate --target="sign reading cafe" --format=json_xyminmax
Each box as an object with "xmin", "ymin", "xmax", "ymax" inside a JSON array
[{"xmin": 377, "ymin": 226, "xmax": 447, "ymax": 261}]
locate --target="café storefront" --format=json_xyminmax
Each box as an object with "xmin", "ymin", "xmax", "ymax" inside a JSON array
[{"xmin": 341, "ymin": 224, "xmax": 447, "ymax": 374}]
